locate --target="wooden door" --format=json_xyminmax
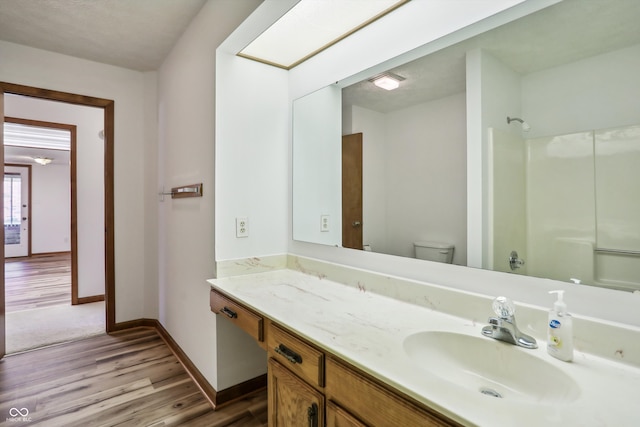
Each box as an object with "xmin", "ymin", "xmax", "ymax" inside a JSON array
[
  {"xmin": 268, "ymin": 358, "xmax": 324, "ymax": 427},
  {"xmin": 342, "ymin": 133, "xmax": 363, "ymax": 250}
]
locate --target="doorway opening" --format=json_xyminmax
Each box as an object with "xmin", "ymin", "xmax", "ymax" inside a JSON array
[
  {"xmin": 0, "ymin": 82, "xmax": 115, "ymax": 359},
  {"xmin": 3, "ymin": 116, "xmax": 105, "ymax": 353}
]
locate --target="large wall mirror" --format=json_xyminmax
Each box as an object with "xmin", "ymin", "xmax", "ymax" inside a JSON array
[{"xmin": 293, "ymin": 0, "xmax": 640, "ymax": 293}]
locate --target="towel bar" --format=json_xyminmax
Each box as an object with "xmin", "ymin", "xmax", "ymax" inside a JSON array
[
  {"xmin": 594, "ymin": 248, "xmax": 640, "ymax": 256},
  {"xmin": 159, "ymin": 183, "xmax": 203, "ymax": 201}
]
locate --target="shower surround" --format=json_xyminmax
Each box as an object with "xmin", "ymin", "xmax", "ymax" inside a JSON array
[{"xmin": 488, "ymin": 124, "xmax": 640, "ymax": 291}]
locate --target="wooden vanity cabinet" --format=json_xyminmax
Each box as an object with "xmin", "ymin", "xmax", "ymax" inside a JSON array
[
  {"xmin": 267, "ymin": 323, "xmax": 325, "ymax": 426},
  {"xmin": 268, "ymin": 323, "xmax": 324, "ymax": 388},
  {"xmin": 211, "ymin": 288, "xmax": 459, "ymax": 427},
  {"xmin": 268, "ymin": 358, "xmax": 324, "ymax": 427},
  {"xmin": 326, "ymin": 401, "xmax": 367, "ymax": 427},
  {"xmin": 325, "ymin": 357, "xmax": 459, "ymax": 427}
]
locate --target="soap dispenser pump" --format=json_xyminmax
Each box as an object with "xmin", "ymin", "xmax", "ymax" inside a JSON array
[{"xmin": 547, "ymin": 290, "xmax": 573, "ymax": 362}]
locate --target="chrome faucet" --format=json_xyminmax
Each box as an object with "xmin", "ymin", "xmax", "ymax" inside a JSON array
[{"xmin": 481, "ymin": 296, "xmax": 538, "ymax": 349}]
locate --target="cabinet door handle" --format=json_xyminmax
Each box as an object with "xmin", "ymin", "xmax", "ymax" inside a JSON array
[
  {"xmin": 307, "ymin": 402, "xmax": 318, "ymax": 427},
  {"xmin": 220, "ymin": 306, "xmax": 237, "ymax": 318},
  {"xmin": 274, "ymin": 343, "xmax": 303, "ymax": 364}
]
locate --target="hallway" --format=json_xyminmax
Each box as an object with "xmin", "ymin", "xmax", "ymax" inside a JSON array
[{"xmin": 4, "ymin": 253, "xmax": 104, "ymax": 354}]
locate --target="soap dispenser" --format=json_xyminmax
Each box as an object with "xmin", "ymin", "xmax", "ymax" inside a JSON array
[{"xmin": 547, "ymin": 290, "xmax": 573, "ymax": 362}]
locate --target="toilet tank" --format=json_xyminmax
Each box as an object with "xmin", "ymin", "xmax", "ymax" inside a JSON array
[{"xmin": 414, "ymin": 241, "xmax": 455, "ymax": 263}]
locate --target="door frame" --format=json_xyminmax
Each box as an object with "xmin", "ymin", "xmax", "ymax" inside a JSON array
[
  {"xmin": 5, "ymin": 117, "xmax": 81, "ymax": 304},
  {"xmin": 4, "ymin": 163, "xmax": 33, "ymax": 257},
  {"xmin": 0, "ymin": 82, "xmax": 116, "ymax": 359}
]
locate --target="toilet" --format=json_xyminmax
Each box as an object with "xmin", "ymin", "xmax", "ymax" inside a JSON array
[{"xmin": 414, "ymin": 241, "xmax": 455, "ymax": 263}]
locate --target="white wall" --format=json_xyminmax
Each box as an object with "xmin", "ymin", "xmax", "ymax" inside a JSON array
[
  {"xmin": 4, "ymin": 162, "xmax": 72, "ymax": 255},
  {"xmin": 215, "ymin": 56, "xmax": 289, "ymax": 262},
  {"xmin": 157, "ymin": 0, "xmax": 266, "ymax": 391},
  {"xmin": 0, "ymin": 40, "xmax": 154, "ymax": 320},
  {"xmin": 349, "ymin": 106, "xmax": 387, "ymax": 252},
  {"xmin": 387, "ymin": 94, "xmax": 467, "ymax": 263},
  {"xmin": 5, "ymin": 95, "xmax": 105, "ymax": 298},
  {"xmin": 292, "ymin": 85, "xmax": 342, "ymax": 246},
  {"xmin": 349, "ymin": 94, "xmax": 467, "ymax": 264},
  {"xmin": 522, "ymin": 44, "xmax": 640, "ymax": 138},
  {"xmin": 31, "ymin": 163, "xmax": 70, "ymax": 254}
]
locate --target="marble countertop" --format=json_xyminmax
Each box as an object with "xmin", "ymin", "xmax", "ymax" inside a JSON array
[{"xmin": 208, "ymin": 269, "xmax": 640, "ymax": 426}]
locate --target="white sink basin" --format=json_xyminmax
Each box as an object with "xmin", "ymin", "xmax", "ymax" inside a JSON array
[{"xmin": 403, "ymin": 331, "xmax": 580, "ymax": 403}]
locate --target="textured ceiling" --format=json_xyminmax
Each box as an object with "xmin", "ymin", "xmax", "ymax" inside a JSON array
[
  {"xmin": 0, "ymin": 0, "xmax": 207, "ymax": 71},
  {"xmin": 343, "ymin": 0, "xmax": 640, "ymax": 113}
]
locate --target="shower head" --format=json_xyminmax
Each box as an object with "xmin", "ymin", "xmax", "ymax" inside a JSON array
[{"xmin": 507, "ymin": 116, "xmax": 531, "ymax": 132}]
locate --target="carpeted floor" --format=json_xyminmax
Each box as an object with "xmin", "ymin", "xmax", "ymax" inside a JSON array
[{"xmin": 5, "ymin": 301, "xmax": 105, "ymax": 354}]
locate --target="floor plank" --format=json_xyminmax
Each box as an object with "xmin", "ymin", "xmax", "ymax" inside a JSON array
[
  {"xmin": 0, "ymin": 328, "xmax": 268, "ymax": 426},
  {"xmin": 4, "ymin": 253, "xmax": 72, "ymax": 312}
]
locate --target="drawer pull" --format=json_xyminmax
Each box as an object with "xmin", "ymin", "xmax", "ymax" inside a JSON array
[
  {"xmin": 220, "ymin": 306, "xmax": 237, "ymax": 318},
  {"xmin": 275, "ymin": 343, "xmax": 303, "ymax": 364}
]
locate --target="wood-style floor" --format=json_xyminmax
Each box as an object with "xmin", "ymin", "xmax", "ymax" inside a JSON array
[
  {"xmin": 5, "ymin": 253, "xmax": 72, "ymax": 312},
  {"xmin": 0, "ymin": 328, "xmax": 268, "ymax": 426}
]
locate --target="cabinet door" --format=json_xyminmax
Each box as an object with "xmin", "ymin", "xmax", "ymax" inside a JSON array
[
  {"xmin": 269, "ymin": 358, "xmax": 324, "ymax": 427},
  {"xmin": 327, "ymin": 401, "xmax": 367, "ymax": 427}
]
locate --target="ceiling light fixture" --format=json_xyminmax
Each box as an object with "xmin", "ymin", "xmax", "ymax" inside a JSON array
[
  {"xmin": 34, "ymin": 157, "xmax": 53, "ymax": 166},
  {"xmin": 238, "ymin": 0, "xmax": 410, "ymax": 69},
  {"xmin": 369, "ymin": 72, "xmax": 405, "ymax": 90}
]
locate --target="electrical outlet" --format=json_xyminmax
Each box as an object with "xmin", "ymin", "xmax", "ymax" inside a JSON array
[
  {"xmin": 320, "ymin": 214, "xmax": 330, "ymax": 232},
  {"xmin": 236, "ymin": 217, "xmax": 249, "ymax": 238}
]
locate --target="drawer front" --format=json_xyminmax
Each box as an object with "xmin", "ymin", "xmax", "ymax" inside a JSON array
[
  {"xmin": 268, "ymin": 323, "xmax": 324, "ymax": 388},
  {"xmin": 326, "ymin": 357, "xmax": 458, "ymax": 427},
  {"xmin": 327, "ymin": 401, "xmax": 367, "ymax": 427},
  {"xmin": 210, "ymin": 289, "xmax": 263, "ymax": 342}
]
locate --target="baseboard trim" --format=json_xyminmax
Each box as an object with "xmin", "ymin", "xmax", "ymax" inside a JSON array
[
  {"xmin": 30, "ymin": 251, "xmax": 72, "ymax": 257},
  {"xmin": 76, "ymin": 295, "xmax": 105, "ymax": 304},
  {"xmin": 214, "ymin": 373, "xmax": 268, "ymax": 410},
  {"xmin": 111, "ymin": 318, "xmax": 266, "ymax": 409},
  {"xmin": 109, "ymin": 318, "xmax": 156, "ymax": 332}
]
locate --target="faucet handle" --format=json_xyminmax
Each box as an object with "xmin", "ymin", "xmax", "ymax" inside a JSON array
[{"xmin": 492, "ymin": 296, "xmax": 515, "ymax": 318}]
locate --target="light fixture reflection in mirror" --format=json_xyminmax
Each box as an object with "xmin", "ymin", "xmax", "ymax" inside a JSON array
[
  {"xmin": 369, "ymin": 73, "xmax": 405, "ymax": 90},
  {"xmin": 291, "ymin": 0, "xmax": 640, "ymax": 293}
]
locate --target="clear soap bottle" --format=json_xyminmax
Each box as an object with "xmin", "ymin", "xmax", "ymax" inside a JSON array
[{"xmin": 547, "ymin": 290, "xmax": 573, "ymax": 362}]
